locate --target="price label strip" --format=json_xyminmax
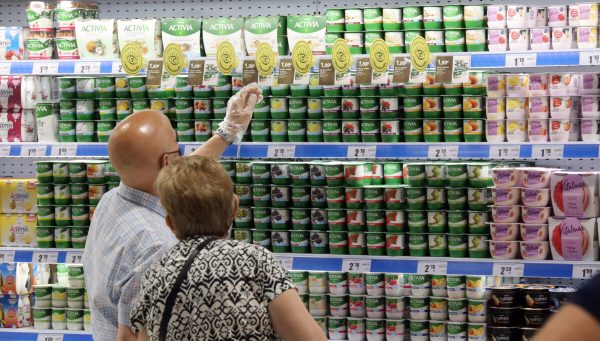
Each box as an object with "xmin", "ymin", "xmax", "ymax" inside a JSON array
[
  {"xmin": 342, "ymin": 258, "xmax": 372, "ymax": 272},
  {"xmin": 112, "ymin": 62, "xmax": 124, "ymax": 74},
  {"xmin": 20, "ymin": 145, "xmax": 47, "ymax": 157},
  {"xmin": 580, "ymin": 51, "xmax": 600, "ymax": 66},
  {"xmin": 417, "ymin": 261, "xmax": 448, "ymax": 275},
  {"xmin": 183, "ymin": 144, "xmax": 201, "ymax": 156},
  {"xmin": 33, "ymin": 62, "xmax": 58, "ymax": 75},
  {"xmin": 37, "ymin": 334, "xmax": 64, "ymax": 341},
  {"xmin": 51, "ymin": 144, "xmax": 77, "ymax": 157},
  {"xmin": 276, "ymin": 256, "xmax": 294, "ymax": 270},
  {"xmin": 532, "ymin": 145, "xmax": 564, "ymax": 159},
  {"xmin": 0, "ymin": 250, "xmax": 15, "ymax": 263},
  {"xmin": 428, "ymin": 145, "xmax": 459, "ymax": 159},
  {"xmin": 0, "ymin": 62, "xmax": 11, "ymax": 75},
  {"xmin": 75, "ymin": 61, "xmax": 101, "ymax": 74},
  {"xmin": 572, "ymin": 264, "xmax": 600, "ymax": 279},
  {"xmin": 493, "ymin": 262, "xmax": 525, "ymax": 277},
  {"xmin": 32, "ymin": 251, "xmax": 59, "ymax": 264},
  {"xmin": 489, "ymin": 145, "xmax": 521, "ymax": 159},
  {"xmin": 0, "ymin": 145, "xmax": 10, "ymax": 156},
  {"xmin": 66, "ymin": 252, "xmax": 83, "ymax": 264},
  {"xmin": 347, "ymin": 146, "xmax": 377, "ymax": 159},
  {"xmin": 267, "ymin": 145, "xmax": 296, "ymax": 158},
  {"xmin": 505, "ymin": 53, "xmax": 537, "ymax": 67}
]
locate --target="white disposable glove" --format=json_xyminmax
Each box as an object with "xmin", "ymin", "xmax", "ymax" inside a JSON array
[{"xmin": 218, "ymin": 83, "xmax": 262, "ymax": 144}]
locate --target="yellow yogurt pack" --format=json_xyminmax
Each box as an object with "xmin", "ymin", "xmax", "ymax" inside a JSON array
[
  {"xmin": 0, "ymin": 214, "xmax": 37, "ymax": 247},
  {"xmin": 0, "ymin": 179, "xmax": 38, "ymax": 214}
]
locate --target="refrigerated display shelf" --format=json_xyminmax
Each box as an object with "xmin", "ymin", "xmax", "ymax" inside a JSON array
[
  {"xmin": 2, "ymin": 49, "xmax": 600, "ymax": 76},
  {"xmin": 0, "ymin": 142, "xmax": 598, "ymax": 159},
  {"xmin": 0, "ymin": 247, "xmax": 83, "ymax": 264},
  {"xmin": 0, "ymin": 328, "xmax": 92, "ymax": 341}
]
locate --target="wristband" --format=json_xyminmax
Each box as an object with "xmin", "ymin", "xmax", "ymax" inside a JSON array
[{"xmin": 216, "ymin": 127, "xmax": 236, "ymax": 145}]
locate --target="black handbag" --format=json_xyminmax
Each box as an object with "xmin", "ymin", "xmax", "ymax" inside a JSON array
[{"xmin": 158, "ymin": 237, "xmax": 216, "ymax": 341}]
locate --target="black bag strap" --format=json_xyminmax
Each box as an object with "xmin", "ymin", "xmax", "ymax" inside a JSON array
[{"xmin": 158, "ymin": 236, "xmax": 217, "ymax": 341}]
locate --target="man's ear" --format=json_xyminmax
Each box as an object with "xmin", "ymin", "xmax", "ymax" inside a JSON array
[
  {"xmin": 232, "ymin": 194, "xmax": 239, "ymax": 221},
  {"xmin": 165, "ymin": 215, "xmax": 175, "ymax": 232}
]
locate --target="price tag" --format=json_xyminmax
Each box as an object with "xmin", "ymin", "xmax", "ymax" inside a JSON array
[
  {"xmin": 580, "ymin": 51, "xmax": 600, "ymax": 66},
  {"xmin": 112, "ymin": 62, "xmax": 124, "ymax": 74},
  {"xmin": 66, "ymin": 252, "xmax": 83, "ymax": 264},
  {"xmin": 572, "ymin": 264, "xmax": 600, "ymax": 279},
  {"xmin": 0, "ymin": 145, "xmax": 10, "ymax": 156},
  {"xmin": 532, "ymin": 145, "xmax": 564, "ymax": 159},
  {"xmin": 50, "ymin": 145, "xmax": 77, "ymax": 157},
  {"xmin": 33, "ymin": 62, "xmax": 58, "ymax": 75},
  {"xmin": 20, "ymin": 145, "xmax": 47, "ymax": 157},
  {"xmin": 276, "ymin": 256, "xmax": 294, "ymax": 270},
  {"xmin": 267, "ymin": 145, "xmax": 296, "ymax": 158},
  {"xmin": 37, "ymin": 334, "xmax": 64, "ymax": 341},
  {"xmin": 0, "ymin": 250, "xmax": 15, "ymax": 263},
  {"xmin": 32, "ymin": 251, "xmax": 59, "ymax": 264},
  {"xmin": 0, "ymin": 62, "xmax": 11, "ymax": 74},
  {"xmin": 417, "ymin": 261, "xmax": 447, "ymax": 275},
  {"xmin": 146, "ymin": 60, "xmax": 164, "ymax": 86},
  {"xmin": 489, "ymin": 145, "xmax": 521, "ymax": 159},
  {"xmin": 428, "ymin": 145, "xmax": 459, "ymax": 159},
  {"xmin": 74, "ymin": 61, "xmax": 101, "ymax": 74},
  {"xmin": 183, "ymin": 144, "xmax": 201, "ymax": 156},
  {"xmin": 505, "ymin": 53, "xmax": 537, "ymax": 67},
  {"xmin": 342, "ymin": 259, "xmax": 372, "ymax": 272},
  {"xmin": 493, "ymin": 263, "xmax": 525, "ymax": 277},
  {"xmin": 347, "ymin": 146, "xmax": 377, "ymax": 159}
]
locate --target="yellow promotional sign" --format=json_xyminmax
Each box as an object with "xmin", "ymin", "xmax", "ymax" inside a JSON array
[
  {"xmin": 292, "ymin": 41, "xmax": 314, "ymax": 75},
  {"xmin": 216, "ymin": 41, "xmax": 236, "ymax": 75},
  {"xmin": 255, "ymin": 43, "xmax": 275, "ymax": 77},
  {"xmin": 331, "ymin": 38, "xmax": 352, "ymax": 74},
  {"xmin": 120, "ymin": 42, "xmax": 144, "ymax": 76},
  {"xmin": 409, "ymin": 36, "xmax": 431, "ymax": 73},
  {"xmin": 163, "ymin": 43, "xmax": 186, "ymax": 76},
  {"xmin": 369, "ymin": 38, "xmax": 391, "ymax": 73}
]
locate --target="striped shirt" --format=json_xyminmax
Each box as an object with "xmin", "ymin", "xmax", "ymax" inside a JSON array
[{"xmin": 83, "ymin": 183, "xmax": 177, "ymax": 341}]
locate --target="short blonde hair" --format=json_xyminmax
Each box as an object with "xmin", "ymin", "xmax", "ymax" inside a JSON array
[{"xmin": 155, "ymin": 156, "xmax": 234, "ymax": 240}]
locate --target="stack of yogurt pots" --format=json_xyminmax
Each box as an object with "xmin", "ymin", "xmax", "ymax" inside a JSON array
[
  {"xmin": 403, "ymin": 162, "xmax": 501, "ymax": 259},
  {"xmin": 489, "ymin": 284, "xmax": 555, "ymax": 340},
  {"xmin": 32, "ymin": 264, "xmax": 91, "ymax": 331},
  {"xmin": 35, "ymin": 160, "xmax": 119, "ymax": 248},
  {"xmin": 487, "ymin": 4, "xmax": 600, "ymax": 52},
  {"xmin": 486, "ymin": 72, "xmax": 600, "ymax": 143},
  {"xmin": 490, "ymin": 167, "xmax": 557, "ymax": 260},
  {"xmin": 549, "ymin": 171, "xmax": 600, "ymax": 261}
]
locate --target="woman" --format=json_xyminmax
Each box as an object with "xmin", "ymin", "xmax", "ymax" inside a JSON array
[{"xmin": 130, "ymin": 156, "xmax": 326, "ymax": 341}]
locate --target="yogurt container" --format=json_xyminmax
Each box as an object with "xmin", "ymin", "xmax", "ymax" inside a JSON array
[
  {"xmin": 551, "ymin": 27, "xmax": 574, "ymax": 50},
  {"xmin": 487, "ymin": 5, "xmax": 507, "ymax": 28},
  {"xmin": 464, "ymin": 6, "xmax": 485, "ymax": 28},
  {"xmin": 581, "ymin": 118, "xmax": 600, "ymax": 140},
  {"xmin": 581, "ymin": 74, "xmax": 600, "ymax": 96},
  {"xmin": 548, "ymin": 6, "xmax": 568, "ymax": 27},
  {"xmin": 530, "ymin": 27, "xmax": 551, "ymax": 50},
  {"xmin": 528, "ymin": 119, "xmax": 549, "ymax": 142},
  {"xmin": 506, "ymin": 5, "xmax": 527, "ymax": 28},
  {"xmin": 506, "ymin": 120, "xmax": 527, "ymax": 142},
  {"xmin": 488, "ymin": 29, "xmax": 508, "ymax": 51},
  {"xmin": 506, "ymin": 97, "xmax": 528, "ymax": 119},
  {"xmin": 527, "ymin": 7, "xmax": 548, "ymax": 27},
  {"xmin": 529, "ymin": 97, "xmax": 549, "ymax": 119},
  {"xmin": 508, "ymin": 29, "xmax": 529, "ymax": 51},
  {"xmin": 549, "ymin": 119, "xmax": 573, "ymax": 142},
  {"xmin": 569, "ymin": 3, "xmax": 599, "ymax": 26},
  {"xmin": 486, "ymin": 120, "xmax": 506, "ymax": 142},
  {"xmin": 506, "ymin": 74, "xmax": 530, "ymax": 97},
  {"xmin": 576, "ymin": 26, "xmax": 598, "ymax": 49},
  {"xmin": 423, "ymin": 7, "xmax": 443, "ymax": 29}
]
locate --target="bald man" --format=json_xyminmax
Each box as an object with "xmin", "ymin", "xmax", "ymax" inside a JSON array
[{"xmin": 83, "ymin": 84, "xmax": 261, "ymax": 341}]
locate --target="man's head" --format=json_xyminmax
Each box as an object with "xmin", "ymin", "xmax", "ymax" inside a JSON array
[
  {"xmin": 155, "ymin": 156, "xmax": 238, "ymax": 240},
  {"xmin": 108, "ymin": 110, "xmax": 180, "ymax": 194}
]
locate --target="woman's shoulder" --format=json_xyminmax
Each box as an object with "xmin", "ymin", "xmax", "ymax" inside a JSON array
[{"xmin": 216, "ymin": 239, "xmax": 273, "ymax": 257}]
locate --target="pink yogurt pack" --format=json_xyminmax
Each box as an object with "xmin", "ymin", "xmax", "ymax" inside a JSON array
[
  {"xmin": 576, "ymin": 26, "xmax": 599, "ymax": 49},
  {"xmin": 547, "ymin": 6, "xmax": 568, "ymax": 27},
  {"xmin": 486, "ymin": 98, "xmax": 506, "ymax": 119},
  {"xmin": 551, "ymin": 27, "xmax": 575, "ymax": 50},
  {"xmin": 528, "ymin": 119, "xmax": 549, "ymax": 142},
  {"xmin": 486, "ymin": 74, "xmax": 506, "ymax": 97},
  {"xmin": 530, "ymin": 27, "xmax": 551, "ymax": 50},
  {"xmin": 508, "ymin": 29, "xmax": 529, "ymax": 51},
  {"xmin": 568, "ymin": 3, "xmax": 599, "ymax": 27},
  {"xmin": 529, "ymin": 97, "xmax": 550, "ymax": 119},
  {"xmin": 487, "ymin": 5, "xmax": 507, "ymax": 28},
  {"xmin": 488, "ymin": 29, "xmax": 508, "ymax": 51},
  {"xmin": 580, "ymin": 74, "xmax": 600, "ymax": 95},
  {"xmin": 550, "ymin": 172, "xmax": 599, "ymax": 218},
  {"xmin": 549, "ymin": 73, "xmax": 580, "ymax": 96},
  {"xmin": 581, "ymin": 119, "xmax": 600, "ymax": 141},
  {"xmin": 506, "ymin": 5, "xmax": 527, "ymax": 28},
  {"xmin": 582, "ymin": 96, "xmax": 600, "ymax": 117},
  {"xmin": 526, "ymin": 7, "xmax": 548, "ymax": 27}
]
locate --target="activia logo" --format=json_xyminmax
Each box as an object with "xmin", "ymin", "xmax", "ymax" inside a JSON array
[
  {"xmin": 27, "ymin": 40, "xmax": 47, "ymax": 50},
  {"xmin": 0, "ymin": 121, "xmax": 13, "ymax": 129},
  {"xmin": 294, "ymin": 20, "xmax": 321, "ymax": 29},
  {"xmin": 123, "ymin": 24, "xmax": 150, "ymax": 32},
  {"xmin": 10, "ymin": 224, "xmax": 29, "ymax": 233},
  {"xmin": 80, "ymin": 25, "xmax": 108, "ymax": 32},
  {"xmin": 249, "ymin": 21, "xmax": 273, "ymax": 30},
  {"xmin": 168, "ymin": 24, "xmax": 194, "ymax": 31},
  {"xmin": 209, "ymin": 23, "xmax": 234, "ymax": 30},
  {"xmin": 364, "ymin": 9, "xmax": 380, "ymax": 17},
  {"xmin": 404, "ymin": 8, "xmax": 419, "ymax": 16},
  {"xmin": 57, "ymin": 39, "xmax": 77, "ymax": 49}
]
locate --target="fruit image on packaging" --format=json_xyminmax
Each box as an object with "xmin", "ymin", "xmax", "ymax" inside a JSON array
[
  {"xmin": 0, "ymin": 179, "xmax": 38, "ymax": 214},
  {"xmin": 0, "ymin": 214, "xmax": 37, "ymax": 247}
]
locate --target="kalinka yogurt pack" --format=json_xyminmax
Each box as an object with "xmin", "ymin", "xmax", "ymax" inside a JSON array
[{"xmin": 490, "ymin": 166, "xmax": 600, "ymax": 261}]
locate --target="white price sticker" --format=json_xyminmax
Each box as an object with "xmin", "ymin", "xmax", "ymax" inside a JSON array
[
  {"xmin": 75, "ymin": 61, "xmax": 101, "ymax": 74},
  {"xmin": 580, "ymin": 51, "xmax": 600, "ymax": 66},
  {"xmin": 489, "ymin": 145, "xmax": 521, "ymax": 159},
  {"xmin": 532, "ymin": 145, "xmax": 564, "ymax": 159},
  {"xmin": 32, "ymin": 251, "xmax": 59, "ymax": 264},
  {"xmin": 493, "ymin": 263, "xmax": 525, "ymax": 277},
  {"xmin": 342, "ymin": 259, "xmax": 372, "ymax": 272},
  {"xmin": 37, "ymin": 334, "xmax": 64, "ymax": 341},
  {"xmin": 50, "ymin": 145, "xmax": 77, "ymax": 157},
  {"xmin": 347, "ymin": 146, "xmax": 377, "ymax": 159},
  {"xmin": 572, "ymin": 264, "xmax": 600, "ymax": 279},
  {"xmin": 183, "ymin": 144, "xmax": 201, "ymax": 156},
  {"xmin": 33, "ymin": 62, "xmax": 58, "ymax": 75},
  {"xmin": 0, "ymin": 145, "xmax": 10, "ymax": 156},
  {"xmin": 428, "ymin": 145, "xmax": 459, "ymax": 159},
  {"xmin": 417, "ymin": 261, "xmax": 448, "ymax": 275},
  {"xmin": 20, "ymin": 145, "xmax": 47, "ymax": 157},
  {"xmin": 505, "ymin": 53, "xmax": 537, "ymax": 67},
  {"xmin": 0, "ymin": 251, "xmax": 15, "ymax": 263},
  {"xmin": 267, "ymin": 145, "xmax": 296, "ymax": 158},
  {"xmin": 276, "ymin": 256, "xmax": 294, "ymax": 270},
  {"xmin": 66, "ymin": 252, "xmax": 83, "ymax": 264},
  {"xmin": 0, "ymin": 62, "xmax": 11, "ymax": 74},
  {"xmin": 112, "ymin": 62, "xmax": 124, "ymax": 74}
]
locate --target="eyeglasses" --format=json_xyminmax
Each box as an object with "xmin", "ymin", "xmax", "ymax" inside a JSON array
[{"xmin": 159, "ymin": 149, "xmax": 182, "ymax": 165}]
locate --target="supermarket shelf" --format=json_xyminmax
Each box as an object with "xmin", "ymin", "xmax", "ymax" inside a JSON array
[
  {"xmin": 1, "ymin": 142, "xmax": 598, "ymax": 159},
  {"xmin": 0, "ymin": 247, "xmax": 83, "ymax": 264},
  {"xmin": 0, "ymin": 328, "xmax": 92, "ymax": 341},
  {"xmin": 2, "ymin": 49, "xmax": 600, "ymax": 76},
  {"xmin": 274, "ymin": 253, "xmax": 599, "ymax": 279}
]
